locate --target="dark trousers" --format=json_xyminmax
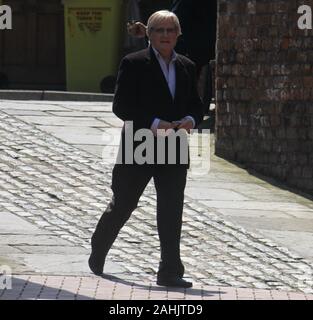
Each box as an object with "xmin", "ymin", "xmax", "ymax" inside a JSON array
[{"xmin": 91, "ymin": 164, "xmax": 188, "ymax": 277}]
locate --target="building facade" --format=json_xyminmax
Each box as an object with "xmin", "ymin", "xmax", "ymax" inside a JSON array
[
  {"xmin": 0, "ymin": 0, "xmax": 172, "ymax": 91},
  {"xmin": 0, "ymin": 0, "xmax": 66, "ymax": 90}
]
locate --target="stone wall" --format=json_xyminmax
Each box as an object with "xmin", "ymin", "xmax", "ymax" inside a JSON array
[{"xmin": 215, "ymin": 0, "xmax": 313, "ymax": 194}]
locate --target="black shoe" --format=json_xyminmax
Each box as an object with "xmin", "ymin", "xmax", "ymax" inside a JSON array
[
  {"xmin": 157, "ymin": 276, "xmax": 193, "ymax": 288},
  {"xmin": 88, "ymin": 253, "xmax": 104, "ymax": 276},
  {"xmin": 158, "ymin": 262, "xmax": 185, "ymax": 278}
]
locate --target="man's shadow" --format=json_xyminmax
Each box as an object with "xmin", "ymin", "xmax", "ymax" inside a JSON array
[
  {"xmin": 100, "ymin": 273, "xmax": 223, "ymax": 298},
  {"xmin": 0, "ymin": 275, "xmax": 223, "ymax": 300},
  {"xmin": 0, "ymin": 276, "xmax": 94, "ymax": 300}
]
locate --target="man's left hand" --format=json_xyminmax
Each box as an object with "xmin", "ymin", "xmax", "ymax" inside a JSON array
[{"xmin": 172, "ymin": 118, "xmax": 194, "ymax": 133}]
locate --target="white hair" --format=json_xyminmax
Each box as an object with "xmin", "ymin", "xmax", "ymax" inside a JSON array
[{"xmin": 146, "ymin": 10, "xmax": 182, "ymax": 37}]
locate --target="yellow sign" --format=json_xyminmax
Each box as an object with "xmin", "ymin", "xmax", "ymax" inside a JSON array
[{"xmin": 68, "ymin": 7, "xmax": 110, "ymax": 35}]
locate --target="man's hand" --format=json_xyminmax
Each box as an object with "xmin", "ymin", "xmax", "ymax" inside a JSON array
[
  {"xmin": 172, "ymin": 118, "xmax": 194, "ymax": 133},
  {"xmin": 158, "ymin": 120, "xmax": 176, "ymax": 131},
  {"xmin": 155, "ymin": 120, "xmax": 176, "ymax": 136},
  {"xmin": 127, "ymin": 21, "xmax": 147, "ymax": 38}
]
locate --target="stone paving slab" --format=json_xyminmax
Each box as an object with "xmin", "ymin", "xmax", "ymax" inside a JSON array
[
  {"xmin": 2, "ymin": 110, "xmax": 50, "ymax": 116},
  {"xmin": 36, "ymin": 126, "xmax": 106, "ymax": 145},
  {"xmin": 0, "ymin": 102, "xmax": 67, "ymax": 111},
  {"xmin": 1, "ymin": 275, "xmax": 313, "ymax": 300},
  {"xmin": 0, "ymin": 90, "xmax": 113, "ymax": 102},
  {"xmin": 15, "ymin": 116, "xmax": 109, "ymax": 128},
  {"xmin": 215, "ymin": 208, "xmax": 306, "ymax": 219},
  {"xmin": 253, "ymin": 230, "xmax": 313, "ymax": 261},
  {"xmin": 49, "ymin": 111, "xmax": 117, "ymax": 117},
  {"xmin": 1, "ymin": 101, "xmax": 313, "ymax": 295},
  {"xmin": 186, "ymin": 187, "xmax": 249, "ymax": 201},
  {"xmin": 199, "ymin": 200, "xmax": 312, "ymax": 211}
]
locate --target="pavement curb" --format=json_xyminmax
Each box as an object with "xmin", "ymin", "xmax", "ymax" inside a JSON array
[{"xmin": 0, "ymin": 90, "xmax": 114, "ymax": 102}]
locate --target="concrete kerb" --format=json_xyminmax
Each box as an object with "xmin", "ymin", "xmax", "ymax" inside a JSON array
[{"xmin": 0, "ymin": 90, "xmax": 114, "ymax": 102}]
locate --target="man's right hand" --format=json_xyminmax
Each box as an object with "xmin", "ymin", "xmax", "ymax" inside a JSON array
[
  {"xmin": 155, "ymin": 120, "xmax": 177, "ymax": 136},
  {"xmin": 127, "ymin": 21, "xmax": 147, "ymax": 38},
  {"xmin": 158, "ymin": 120, "xmax": 176, "ymax": 131}
]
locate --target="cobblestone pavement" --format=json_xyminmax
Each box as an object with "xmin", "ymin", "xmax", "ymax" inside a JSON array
[{"xmin": 1, "ymin": 109, "xmax": 313, "ymax": 294}]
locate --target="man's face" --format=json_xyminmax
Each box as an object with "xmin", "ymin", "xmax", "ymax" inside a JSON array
[{"xmin": 149, "ymin": 20, "xmax": 179, "ymax": 54}]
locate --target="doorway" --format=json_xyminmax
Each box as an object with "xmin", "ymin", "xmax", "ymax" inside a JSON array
[{"xmin": 0, "ymin": 0, "xmax": 66, "ymax": 90}]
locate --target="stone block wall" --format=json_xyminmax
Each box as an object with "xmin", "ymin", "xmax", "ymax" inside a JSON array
[{"xmin": 215, "ymin": 0, "xmax": 313, "ymax": 194}]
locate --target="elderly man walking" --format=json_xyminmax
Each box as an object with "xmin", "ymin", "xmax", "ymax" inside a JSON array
[{"xmin": 89, "ymin": 10, "xmax": 203, "ymax": 288}]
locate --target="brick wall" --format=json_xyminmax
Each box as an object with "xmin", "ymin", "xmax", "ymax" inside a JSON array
[{"xmin": 215, "ymin": 0, "xmax": 313, "ymax": 194}]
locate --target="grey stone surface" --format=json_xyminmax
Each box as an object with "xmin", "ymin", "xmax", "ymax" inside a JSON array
[
  {"xmin": 224, "ymin": 216, "xmax": 313, "ymax": 233},
  {"xmin": 215, "ymin": 208, "xmax": 295, "ymax": 219},
  {"xmin": 36, "ymin": 126, "xmax": 105, "ymax": 145},
  {"xmin": 0, "ymin": 90, "xmax": 113, "ymax": 102},
  {"xmin": 1, "ymin": 110, "xmax": 49, "ymax": 116},
  {"xmin": 0, "ymin": 211, "xmax": 50, "ymax": 234},
  {"xmin": 0, "ymin": 101, "xmax": 67, "ymax": 111},
  {"xmin": 199, "ymin": 200, "xmax": 311, "ymax": 211},
  {"xmin": 0, "ymin": 245, "xmax": 24, "ymax": 254},
  {"xmin": 61, "ymin": 103, "xmax": 112, "ymax": 112},
  {"xmin": 49, "ymin": 111, "xmax": 114, "ymax": 117},
  {"xmin": 98, "ymin": 117, "xmax": 124, "ymax": 127},
  {"xmin": 43, "ymin": 91, "xmax": 113, "ymax": 102},
  {"xmin": 76, "ymin": 145, "xmax": 116, "ymax": 159},
  {"xmin": 0, "ymin": 180, "xmax": 122, "ymax": 276},
  {"xmin": 1, "ymin": 100, "xmax": 313, "ymax": 293},
  {"xmin": 15, "ymin": 116, "xmax": 109, "ymax": 128},
  {"xmin": 185, "ymin": 187, "xmax": 249, "ymax": 201},
  {"xmin": 14, "ymin": 245, "xmax": 88, "ymax": 255},
  {"xmin": 7, "ymin": 254, "xmax": 125, "ymax": 275},
  {"xmin": 0, "ymin": 235, "xmax": 72, "ymax": 246},
  {"xmin": 255, "ymin": 230, "xmax": 313, "ymax": 260}
]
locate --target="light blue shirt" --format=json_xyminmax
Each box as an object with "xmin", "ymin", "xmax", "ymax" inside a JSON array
[
  {"xmin": 150, "ymin": 46, "xmax": 195, "ymax": 134},
  {"xmin": 152, "ymin": 46, "xmax": 177, "ymax": 99}
]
